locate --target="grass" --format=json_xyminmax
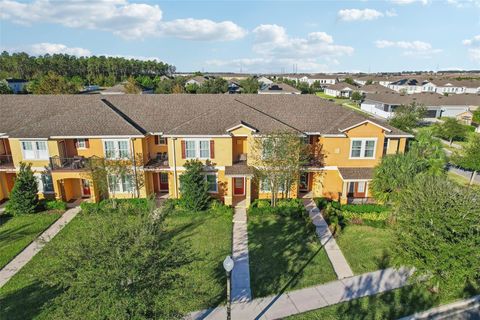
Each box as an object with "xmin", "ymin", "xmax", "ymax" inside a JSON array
[
  {"xmin": 447, "ymin": 171, "xmax": 480, "ymax": 191},
  {"xmin": 336, "ymin": 225, "xmax": 394, "ymax": 274},
  {"xmin": 0, "ymin": 206, "xmax": 233, "ymax": 319},
  {"xmin": 248, "ymin": 211, "xmax": 337, "ymax": 298},
  {"xmin": 0, "ymin": 212, "xmax": 61, "ymax": 269}
]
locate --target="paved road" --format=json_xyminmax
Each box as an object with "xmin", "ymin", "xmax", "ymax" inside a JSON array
[{"xmin": 448, "ymin": 165, "xmax": 480, "ymax": 185}]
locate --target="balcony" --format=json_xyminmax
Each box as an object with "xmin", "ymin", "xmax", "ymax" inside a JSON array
[
  {"xmin": 0, "ymin": 154, "xmax": 14, "ymax": 170},
  {"xmin": 50, "ymin": 156, "xmax": 98, "ymax": 171},
  {"xmin": 143, "ymin": 152, "xmax": 169, "ymax": 171}
]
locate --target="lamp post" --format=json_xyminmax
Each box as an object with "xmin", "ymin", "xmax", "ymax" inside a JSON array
[{"xmin": 223, "ymin": 255, "xmax": 234, "ymax": 320}]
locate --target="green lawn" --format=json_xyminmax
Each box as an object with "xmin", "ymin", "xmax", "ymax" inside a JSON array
[
  {"xmin": 0, "ymin": 207, "xmax": 233, "ymax": 319},
  {"xmin": 336, "ymin": 225, "xmax": 394, "ymax": 274},
  {"xmin": 248, "ymin": 212, "xmax": 337, "ymax": 298},
  {"xmin": 0, "ymin": 212, "xmax": 61, "ymax": 269}
]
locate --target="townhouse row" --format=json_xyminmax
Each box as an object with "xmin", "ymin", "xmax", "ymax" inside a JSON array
[{"xmin": 0, "ymin": 95, "xmax": 412, "ymax": 207}]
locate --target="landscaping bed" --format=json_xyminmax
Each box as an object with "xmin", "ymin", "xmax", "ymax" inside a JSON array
[
  {"xmin": 0, "ymin": 200, "xmax": 66, "ymax": 269},
  {"xmin": 0, "ymin": 199, "xmax": 233, "ymax": 319},
  {"xmin": 248, "ymin": 199, "xmax": 337, "ymax": 298}
]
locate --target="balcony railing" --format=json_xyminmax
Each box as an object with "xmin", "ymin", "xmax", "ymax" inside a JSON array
[
  {"xmin": 144, "ymin": 152, "xmax": 169, "ymax": 170},
  {"xmin": 49, "ymin": 156, "xmax": 103, "ymax": 171},
  {"xmin": 0, "ymin": 154, "xmax": 14, "ymax": 169}
]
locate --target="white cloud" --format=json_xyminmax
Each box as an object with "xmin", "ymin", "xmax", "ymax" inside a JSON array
[
  {"xmin": 205, "ymin": 25, "xmax": 353, "ymax": 73},
  {"xmin": 463, "ymin": 35, "xmax": 480, "ymax": 63},
  {"xmin": 375, "ymin": 40, "xmax": 442, "ymax": 57},
  {"xmin": 447, "ymin": 0, "xmax": 480, "ymax": 8},
  {"xmin": 337, "ymin": 9, "xmax": 384, "ymax": 21},
  {"xmin": 385, "ymin": 9, "xmax": 398, "ymax": 17},
  {"xmin": 30, "ymin": 43, "xmax": 91, "ymax": 56},
  {"xmin": 0, "ymin": 0, "xmax": 246, "ymax": 41},
  {"xmin": 390, "ymin": 0, "xmax": 430, "ymax": 5}
]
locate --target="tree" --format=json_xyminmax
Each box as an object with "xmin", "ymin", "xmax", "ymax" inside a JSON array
[
  {"xmin": 351, "ymin": 91, "xmax": 363, "ymax": 103},
  {"xmin": 365, "ymin": 79, "xmax": 373, "ymax": 85},
  {"xmin": 185, "ymin": 83, "xmax": 199, "ymax": 94},
  {"xmin": 434, "ymin": 118, "xmax": 467, "ymax": 146},
  {"xmin": 239, "ymin": 77, "xmax": 260, "ymax": 93},
  {"xmin": 388, "ymin": 102, "xmax": 427, "ymax": 133},
  {"xmin": 392, "ymin": 175, "xmax": 480, "ymax": 293},
  {"xmin": 28, "ymin": 71, "xmax": 78, "ymax": 94},
  {"xmin": 344, "ymin": 77, "xmax": 355, "ymax": 85},
  {"xmin": 472, "ymin": 108, "xmax": 480, "ymax": 125},
  {"xmin": 36, "ymin": 203, "xmax": 193, "ymax": 319},
  {"xmin": 179, "ymin": 160, "xmax": 210, "ymax": 211},
  {"xmin": 123, "ymin": 76, "xmax": 142, "ymax": 94},
  {"xmin": 452, "ymin": 133, "xmax": 480, "ymax": 185},
  {"xmin": 197, "ymin": 78, "xmax": 228, "ymax": 94},
  {"xmin": 371, "ymin": 131, "xmax": 446, "ymax": 203},
  {"xmin": 250, "ymin": 131, "xmax": 309, "ymax": 206},
  {"xmin": 0, "ymin": 79, "xmax": 13, "ymax": 94},
  {"xmin": 6, "ymin": 162, "xmax": 38, "ymax": 215}
]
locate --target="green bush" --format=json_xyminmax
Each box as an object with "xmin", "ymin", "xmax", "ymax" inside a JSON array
[
  {"xmin": 6, "ymin": 163, "xmax": 38, "ymax": 215},
  {"xmin": 44, "ymin": 200, "xmax": 67, "ymax": 211},
  {"xmin": 341, "ymin": 204, "xmax": 389, "ymax": 213},
  {"xmin": 80, "ymin": 198, "xmax": 151, "ymax": 215},
  {"xmin": 314, "ymin": 197, "xmax": 329, "ymax": 209}
]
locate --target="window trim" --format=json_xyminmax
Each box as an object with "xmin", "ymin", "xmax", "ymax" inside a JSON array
[
  {"xmin": 102, "ymin": 139, "xmax": 131, "ymax": 159},
  {"xmin": 349, "ymin": 138, "xmax": 377, "ymax": 160},
  {"xmin": 184, "ymin": 139, "xmax": 211, "ymax": 160},
  {"xmin": 20, "ymin": 140, "xmax": 49, "ymax": 160},
  {"xmin": 204, "ymin": 173, "xmax": 218, "ymax": 193},
  {"xmin": 77, "ymin": 138, "xmax": 87, "ymax": 149}
]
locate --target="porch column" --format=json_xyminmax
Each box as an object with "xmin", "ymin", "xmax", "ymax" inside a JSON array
[
  {"xmin": 224, "ymin": 176, "xmax": 233, "ymax": 206},
  {"xmin": 340, "ymin": 181, "xmax": 348, "ymax": 204},
  {"xmin": 245, "ymin": 177, "xmax": 251, "ymax": 208}
]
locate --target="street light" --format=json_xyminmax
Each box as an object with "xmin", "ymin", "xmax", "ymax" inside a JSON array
[{"xmin": 223, "ymin": 255, "xmax": 235, "ymax": 320}]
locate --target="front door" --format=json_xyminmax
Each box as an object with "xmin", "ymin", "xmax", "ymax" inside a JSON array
[
  {"xmin": 233, "ymin": 177, "xmax": 245, "ymax": 195},
  {"xmin": 81, "ymin": 179, "xmax": 91, "ymax": 197},
  {"xmin": 299, "ymin": 173, "xmax": 309, "ymax": 192},
  {"xmin": 354, "ymin": 181, "xmax": 366, "ymax": 198},
  {"xmin": 159, "ymin": 173, "xmax": 169, "ymax": 192}
]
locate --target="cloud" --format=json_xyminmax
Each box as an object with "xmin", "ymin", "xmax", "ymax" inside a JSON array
[
  {"xmin": 30, "ymin": 43, "xmax": 92, "ymax": 56},
  {"xmin": 463, "ymin": 35, "xmax": 480, "ymax": 63},
  {"xmin": 385, "ymin": 9, "xmax": 398, "ymax": 17},
  {"xmin": 338, "ymin": 9, "xmax": 384, "ymax": 21},
  {"xmin": 375, "ymin": 40, "xmax": 442, "ymax": 57},
  {"xmin": 0, "ymin": 0, "xmax": 246, "ymax": 41},
  {"xmin": 390, "ymin": 0, "xmax": 430, "ymax": 5},
  {"xmin": 205, "ymin": 25, "xmax": 353, "ymax": 73},
  {"xmin": 447, "ymin": 0, "xmax": 480, "ymax": 8}
]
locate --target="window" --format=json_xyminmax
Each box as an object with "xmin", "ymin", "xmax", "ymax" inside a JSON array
[
  {"xmin": 108, "ymin": 174, "xmax": 135, "ymax": 193},
  {"xmin": 205, "ymin": 174, "xmax": 218, "ymax": 193},
  {"xmin": 41, "ymin": 174, "xmax": 54, "ymax": 193},
  {"xmin": 184, "ymin": 140, "xmax": 210, "ymax": 159},
  {"xmin": 21, "ymin": 140, "xmax": 49, "ymax": 160},
  {"xmin": 357, "ymin": 181, "xmax": 366, "ymax": 193},
  {"xmin": 103, "ymin": 139, "xmax": 130, "ymax": 159},
  {"xmin": 77, "ymin": 138, "xmax": 87, "ymax": 149},
  {"xmin": 260, "ymin": 177, "xmax": 286, "ymax": 193},
  {"xmin": 350, "ymin": 139, "xmax": 376, "ymax": 159},
  {"xmin": 156, "ymin": 136, "xmax": 167, "ymax": 145}
]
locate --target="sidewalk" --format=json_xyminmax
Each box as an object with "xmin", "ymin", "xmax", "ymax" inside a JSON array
[
  {"xmin": 231, "ymin": 201, "xmax": 252, "ymax": 302},
  {"xmin": 188, "ymin": 267, "xmax": 413, "ymax": 320},
  {"xmin": 302, "ymin": 198, "xmax": 354, "ymax": 279},
  {"xmin": 0, "ymin": 206, "xmax": 81, "ymax": 288},
  {"xmin": 399, "ymin": 294, "xmax": 480, "ymax": 320}
]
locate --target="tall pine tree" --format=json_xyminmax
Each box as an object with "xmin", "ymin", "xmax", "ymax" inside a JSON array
[
  {"xmin": 179, "ymin": 160, "xmax": 210, "ymax": 211},
  {"xmin": 6, "ymin": 163, "xmax": 38, "ymax": 215}
]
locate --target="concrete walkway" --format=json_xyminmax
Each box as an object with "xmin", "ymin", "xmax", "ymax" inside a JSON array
[
  {"xmin": 0, "ymin": 202, "xmax": 6, "ymax": 214},
  {"xmin": 399, "ymin": 294, "xmax": 480, "ymax": 320},
  {"xmin": 0, "ymin": 206, "xmax": 81, "ymax": 288},
  {"xmin": 188, "ymin": 267, "xmax": 413, "ymax": 320},
  {"xmin": 302, "ymin": 198, "xmax": 354, "ymax": 279},
  {"xmin": 231, "ymin": 200, "xmax": 252, "ymax": 302}
]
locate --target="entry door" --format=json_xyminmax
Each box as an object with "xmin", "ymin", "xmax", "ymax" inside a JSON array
[
  {"xmin": 58, "ymin": 140, "xmax": 67, "ymax": 160},
  {"xmin": 299, "ymin": 173, "xmax": 309, "ymax": 191},
  {"xmin": 354, "ymin": 182, "xmax": 366, "ymax": 198},
  {"xmin": 159, "ymin": 173, "xmax": 169, "ymax": 192},
  {"xmin": 81, "ymin": 179, "xmax": 91, "ymax": 197},
  {"xmin": 233, "ymin": 177, "xmax": 245, "ymax": 195}
]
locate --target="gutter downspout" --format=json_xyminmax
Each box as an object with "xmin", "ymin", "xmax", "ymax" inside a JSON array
[{"xmin": 172, "ymin": 138, "xmax": 179, "ymax": 198}]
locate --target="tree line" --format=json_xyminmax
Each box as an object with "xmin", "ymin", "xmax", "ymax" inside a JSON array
[{"xmin": 0, "ymin": 51, "xmax": 175, "ymax": 87}]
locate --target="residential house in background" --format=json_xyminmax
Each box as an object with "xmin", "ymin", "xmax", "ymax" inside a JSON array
[
  {"xmin": 100, "ymin": 82, "xmax": 154, "ymax": 95},
  {"xmin": 0, "ymin": 95, "xmax": 411, "ymax": 207},
  {"xmin": 258, "ymin": 83, "xmax": 301, "ymax": 94},
  {"xmin": 324, "ymin": 83, "xmax": 358, "ymax": 98},
  {"xmin": 185, "ymin": 75, "xmax": 209, "ymax": 87},
  {"xmin": 227, "ymin": 79, "xmax": 242, "ymax": 94},
  {"xmin": 5, "ymin": 78, "xmax": 28, "ymax": 93},
  {"xmin": 257, "ymin": 76, "xmax": 273, "ymax": 86}
]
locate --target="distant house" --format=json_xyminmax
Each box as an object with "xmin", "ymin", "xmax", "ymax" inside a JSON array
[
  {"xmin": 428, "ymin": 79, "xmax": 480, "ymax": 95},
  {"xmin": 387, "ymin": 78, "xmax": 425, "ymax": 94},
  {"xmin": 324, "ymin": 83, "xmax": 357, "ymax": 98},
  {"xmin": 257, "ymin": 76, "xmax": 273, "ymax": 85},
  {"xmin": 361, "ymin": 92, "xmax": 480, "ymax": 120},
  {"xmin": 100, "ymin": 82, "xmax": 153, "ymax": 95},
  {"xmin": 455, "ymin": 110, "xmax": 474, "ymax": 125},
  {"xmin": 5, "ymin": 78, "xmax": 28, "ymax": 93},
  {"xmin": 227, "ymin": 79, "xmax": 242, "ymax": 94},
  {"xmin": 359, "ymin": 84, "xmax": 395, "ymax": 95},
  {"xmin": 258, "ymin": 83, "xmax": 301, "ymax": 94},
  {"xmin": 185, "ymin": 76, "xmax": 209, "ymax": 87}
]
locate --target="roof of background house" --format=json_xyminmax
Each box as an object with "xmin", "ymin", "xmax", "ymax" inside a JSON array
[
  {"xmin": 5, "ymin": 78, "xmax": 28, "ymax": 83},
  {"xmin": 360, "ymin": 84, "xmax": 395, "ymax": 94},
  {"xmin": 258, "ymin": 83, "xmax": 301, "ymax": 94},
  {"xmin": 186, "ymin": 76, "xmax": 208, "ymax": 84},
  {"xmin": 325, "ymin": 82, "xmax": 358, "ymax": 91},
  {"xmin": 364, "ymin": 92, "xmax": 480, "ymax": 106},
  {"xmin": 389, "ymin": 78, "xmax": 428, "ymax": 86},
  {"xmin": 0, "ymin": 94, "xmax": 411, "ymax": 138},
  {"xmin": 429, "ymin": 79, "xmax": 480, "ymax": 88}
]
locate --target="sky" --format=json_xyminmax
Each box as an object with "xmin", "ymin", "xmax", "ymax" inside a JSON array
[{"xmin": 0, "ymin": 0, "xmax": 479, "ymax": 73}]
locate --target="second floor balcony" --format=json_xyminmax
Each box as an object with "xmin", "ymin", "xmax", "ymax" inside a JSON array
[
  {"xmin": 0, "ymin": 154, "xmax": 14, "ymax": 170},
  {"xmin": 144, "ymin": 152, "xmax": 169, "ymax": 171},
  {"xmin": 49, "ymin": 156, "xmax": 105, "ymax": 171}
]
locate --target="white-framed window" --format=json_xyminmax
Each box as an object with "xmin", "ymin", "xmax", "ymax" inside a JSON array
[
  {"xmin": 357, "ymin": 181, "xmax": 366, "ymax": 193},
  {"xmin": 21, "ymin": 140, "xmax": 49, "ymax": 160},
  {"xmin": 41, "ymin": 174, "xmax": 54, "ymax": 193},
  {"xmin": 108, "ymin": 174, "xmax": 135, "ymax": 193},
  {"xmin": 184, "ymin": 139, "xmax": 210, "ymax": 159},
  {"xmin": 77, "ymin": 138, "xmax": 87, "ymax": 149},
  {"xmin": 350, "ymin": 139, "xmax": 376, "ymax": 159},
  {"xmin": 205, "ymin": 173, "xmax": 218, "ymax": 193},
  {"xmin": 103, "ymin": 139, "xmax": 130, "ymax": 159},
  {"xmin": 158, "ymin": 137, "xmax": 167, "ymax": 145}
]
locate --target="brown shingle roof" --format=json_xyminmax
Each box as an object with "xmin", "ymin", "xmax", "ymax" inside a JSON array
[
  {"xmin": 364, "ymin": 92, "xmax": 480, "ymax": 106},
  {"xmin": 338, "ymin": 167, "xmax": 374, "ymax": 180}
]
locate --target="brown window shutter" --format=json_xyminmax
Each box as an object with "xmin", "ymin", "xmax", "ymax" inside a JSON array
[
  {"xmin": 181, "ymin": 140, "xmax": 186, "ymax": 159},
  {"xmin": 85, "ymin": 139, "xmax": 90, "ymax": 148},
  {"xmin": 210, "ymin": 140, "xmax": 215, "ymax": 158},
  {"xmin": 154, "ymin": 135, "xmax": 159, "ymax": 145},
  {"xmin": 74, "ymin": 139, "xmax": 78, "ymax": 148}
]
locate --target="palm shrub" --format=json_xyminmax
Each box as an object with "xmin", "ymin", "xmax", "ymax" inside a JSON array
[
  {"xmin": 179, "ymin": 160, "xmax": 211, "ymax": 211},
  {"xmin": 6, "ymin": 162, "xmax": 38, "ymax": 215}
]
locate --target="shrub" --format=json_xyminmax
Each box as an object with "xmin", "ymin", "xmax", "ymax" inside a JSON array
[
  {"xmin": 342, "ymin": 211, "xmax": 390, "ymax": 228},
  {"xmin": 314, "ymin": 197, "xmax": 329, "ymax": 209},
  {"xmin": 6, "ymin": 163, "xmax": 38, "ymax": 215},
  {"xmin": 340, "ymin": 204, "xmax": 389, "ymax": 213},
  {"xmin": 179, "ymin": 160, "xmax": 211, "ymax": 211},
  {"xmin": 80, "ymin": 198, "xmax": 151, "ymax": 215}
]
